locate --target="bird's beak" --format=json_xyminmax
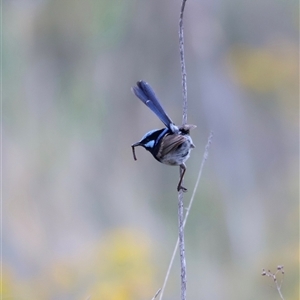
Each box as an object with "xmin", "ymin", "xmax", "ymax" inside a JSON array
[{"xmin": 131, "ymin": 141, "xmax": 141, "ymax": 147}]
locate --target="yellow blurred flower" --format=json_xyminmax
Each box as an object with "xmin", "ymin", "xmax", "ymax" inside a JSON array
[{"xmin": 228, "ymin": 41, "xmax": 298, "ymax": 93}]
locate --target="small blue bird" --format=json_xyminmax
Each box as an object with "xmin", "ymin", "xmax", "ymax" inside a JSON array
[{"xmin": 131, "ymin": 80, "xmax": 196, "ymax": 192}]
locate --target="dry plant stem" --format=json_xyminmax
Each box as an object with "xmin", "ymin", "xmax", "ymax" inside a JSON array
[
  {"xmin": 179, "ymin": 0, "xmax": 188, "ymax": 125},
  {"xmin": 178, "ymin": 1, "xmax": 188, "ymax": 300},
  {"xmin": 150, "ymin": 288, "xmax": 161, "ymax": 300},
  {"xmin": 159, "ymin": 132, "xmax": 213, "ymax": 300},
  {"xmin": 276, "ymin": 284, "xmax": 285, "ymax": 300},
  {"xmin": 178, "ymin": 190, "xmax": 187, "ymax": 300},
  {"xmin": 262, "ymin": 267, "xmax": 285, "ymax": 300}
]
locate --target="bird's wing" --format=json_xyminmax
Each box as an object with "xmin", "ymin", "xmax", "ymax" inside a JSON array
[{"xmin": 158, "ymin": 134, "xmax": 186, "ymax": 157}]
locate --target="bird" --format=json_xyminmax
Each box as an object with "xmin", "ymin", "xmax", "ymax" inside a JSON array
[{"xmin": 131, "ymin": 80, "xmax": 196, "ymax": 192}]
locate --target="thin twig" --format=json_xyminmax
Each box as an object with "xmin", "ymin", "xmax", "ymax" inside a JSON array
[
  {"xmin": 183, "ymin": 132, "xmax": 213, "ymax": 228},
  {"xmin": 179, "ymin": 0, "xmax": 188, "ymax": 126},
  {"xmin": 159, "ymin": 132, "xmax": 213, "ymax": 300},
  {"xmin": 178, "ymin": 1, "xmax": 188, "ymax": 300},
  {"xmin": 150, "ymin": 288, "xmax": 162, "ymax": 300},
  {"xmin": 262, "ymin": 265, "xmax": 285, "ymax": 300},
  {"xmin": 178, "ymin": 191, "xmax": 186, "ymax": 300}
]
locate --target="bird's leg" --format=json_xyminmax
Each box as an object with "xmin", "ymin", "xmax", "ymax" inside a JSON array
[{"xmin": 177, "ymin": 163, "xmax": 187, "ymax": 192}]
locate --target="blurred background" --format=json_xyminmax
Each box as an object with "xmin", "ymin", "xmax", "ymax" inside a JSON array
[{"xmin": 3, "ymin": 0, "xmax": 299, "ymax": 299}]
